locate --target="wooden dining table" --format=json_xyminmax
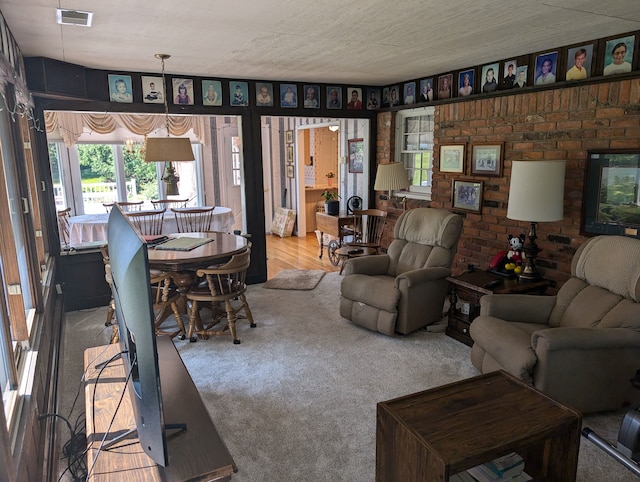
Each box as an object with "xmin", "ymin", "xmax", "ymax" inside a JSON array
[{"xmin": 147, "ymin": 231, "xmax": 249, "ymax": 339}]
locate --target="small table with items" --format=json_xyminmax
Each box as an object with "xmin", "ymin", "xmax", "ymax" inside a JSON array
[
  {"xmin": 446, "ymin": 270, "xmax": 555, "ymax": 346},
  {"xmin": 376, "ymin": 370, "xmax": 581, "ymax": 481}
]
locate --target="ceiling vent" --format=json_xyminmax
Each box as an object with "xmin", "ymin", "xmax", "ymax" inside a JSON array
[{"xmin": 56, "ymin": 8, "xmax": 93, "ymax": 27}]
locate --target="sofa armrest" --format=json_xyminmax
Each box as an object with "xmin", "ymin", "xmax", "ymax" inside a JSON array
[
  {"xmin": 480, "ymin": 294, "xmax": 556, "ymax": 324},
  {"xmin": 395, "ymin": 267, "xmax": 451, "ymax": 288},
  {"xmin": 343, "ymin": 254, "xmax": 390, "ymax": 276},
  {"xmin": 532, "ymin": 326, "xmax": 640, "ymax": 351}
]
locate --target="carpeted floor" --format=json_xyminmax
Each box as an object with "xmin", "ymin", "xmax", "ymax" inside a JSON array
[{"xmin": 60, "ymin": 272, "xmax": 639, "ymax": 481}]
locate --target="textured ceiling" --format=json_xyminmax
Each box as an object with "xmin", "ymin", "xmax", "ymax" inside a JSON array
[{"xmin": 0, "ymin": 0, "xmax": 639, "ymax": 86}]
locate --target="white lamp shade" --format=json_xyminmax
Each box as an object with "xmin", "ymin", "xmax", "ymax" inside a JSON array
[
  {"xmin": 374, "ymin": 162, "xmax": 411, "ymax": 192},
  {"xmin": 507, "ymin": 160, "xmax": 566, "ymax": 222},
  {"xmin": 144, "ymin": 137, "xmax": 195, "ymax": 162}
]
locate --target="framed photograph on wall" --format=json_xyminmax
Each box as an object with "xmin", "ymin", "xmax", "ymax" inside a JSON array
[
  {"xmin": 285, "ymin": 130, "xmax": 294, "ymax": 144},
  {"xmin": 286, "ymin": 164, "xmax": 295, "ymax": 178},
  {"xmin": 439, "ymin": 144, "xmax": 465, "ymax": 173},
  {"xmin": 326, "ymin": 86, "xmax": 342, "ymax": 109},
  {"xmin": 533, "ymin": 51, "xmax": 558, "ymax": 85},
  {"xmin": 280, "ymin": 83, "xmax": 298, "ymax": 108},
  {"xmin": 348, "ymin": 138, "xmax": 364, "ymax": 173},
  {"xmin": 202, "ymin": 80, "xmax": 222, "ymax": 106},
  {"xmin": 437, "ymin": 74, "xmax": 452, "ymax": 100},
  {"xmin": 256, "ymin": 82, "xmax": 273, "ymax": 106},
  {"xmin": 108, "ymin": 74, "xmax": 133, "ymax": 103},
  {"xmin": 602, "ymin": 34, "xmax": 635, "ymax": 76},
  {"xmin": 172, "ymin": 78, "xmax": 194, "ymax": 105},
  {"xmin": 457, "ymin": 69, "xmax": 474, "ymax": 97},
  {"xmin": 480, "ymin": 62, "xmax": 499, "ymax": 93},
  {"xmin": 230, "ymin": 81, "xmax": 249, "ymax": 106},
  {"xmin": 286, "ymin": 145, "xmax": 294, "ymax": 164},
  {"xmin": 470, "ymin": 142, "xmax": 503, "ymax": 177},
  {"xmin": 303, "ymin": 85, "xmax": 320, "ymax": 108},
  {"xmin": 366, "ymin": 88, "xmax": 380, "ymax": 110},
  {"xmin": 452, "ymin": 179, "xmax": 483, "ymax": 213},
  {"xmin": 564, "ymin": 43, "xmax": 594, "ymax": 81},
  {"xmin": 141, "ymin": 75, "xmax": 164, "ymax": 104}
]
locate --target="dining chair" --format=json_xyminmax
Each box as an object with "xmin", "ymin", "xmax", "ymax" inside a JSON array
[
  {"xmin": 101, "ymin": 244, "xmax": 185, "ymax": 340},
  {"xmin": 57, "ymin": 207, "xmax": 72, "ymax": 247},
  {"xmin": 103, "ymin": 202, "xmax": 114, "ymax": 213},
  {"xmin": 186, "ymin": 248, "xmax": 255, "ymax": 344},
  {"xmin": 126, "ymin": 208, "xmax": 166, "ymax": 236},
  {"xmin": 116, "ymin": 201, "xmax": 144, "ymax": 212},
  {"xmin": 151, "ymin": 198, "xmax": 189, "ymax": 210},
  {"xmin": 172, "ymin": 206, "xmax": 216, "ymax": 233},
  {"xmin": 347, "ymin": 209, "xmax": 387, "ymax": 251}
]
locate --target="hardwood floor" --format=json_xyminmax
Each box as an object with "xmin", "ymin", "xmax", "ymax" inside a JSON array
[{"xmin": 266, "ymin": 233, "xmax": 341, "ymax": 278}]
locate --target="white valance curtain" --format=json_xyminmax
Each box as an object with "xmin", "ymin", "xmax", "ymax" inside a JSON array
[{"xmin": 45, "ymin": 111, "xmax": 207, "ymax": 148}]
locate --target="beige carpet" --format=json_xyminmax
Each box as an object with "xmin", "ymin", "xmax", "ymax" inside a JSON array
[{"xmin": 263, "ymin": 269, "xmax": 325, "ymax": 290}]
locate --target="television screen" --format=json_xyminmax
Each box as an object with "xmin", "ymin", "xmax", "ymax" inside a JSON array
[{"xmin": 107, "ymin": 206, "xmax": 169, "ymax": 466}]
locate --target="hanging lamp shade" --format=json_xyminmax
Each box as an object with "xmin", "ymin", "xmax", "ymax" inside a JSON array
[{"xmin": 144, "ymin": 137, "xmax": 194, "ymax": 163}]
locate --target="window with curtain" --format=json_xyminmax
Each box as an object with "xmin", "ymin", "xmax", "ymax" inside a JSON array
[{"xmin": 395, "ymin": 106, "xmax": 435, "ymax": 198}]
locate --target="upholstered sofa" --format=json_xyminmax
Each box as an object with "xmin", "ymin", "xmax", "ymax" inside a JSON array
[
  {"xmin": 470, "ymin": 235, "xmax": 640, "ymax": 413},
  {"xmin": 340, "ymin": 208, "xmax": 462, "ymax": 336}
]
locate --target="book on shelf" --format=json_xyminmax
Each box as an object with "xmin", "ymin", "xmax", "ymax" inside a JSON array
[
  {"xmin": 459, "ymin": 452, "xmax": 531, "ymax": 481},
  {"xmin": 484, "ymin": 452, "xmax": 525, "ymax": 478}
]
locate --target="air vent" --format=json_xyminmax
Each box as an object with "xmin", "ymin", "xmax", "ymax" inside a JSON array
[{"xmin": 56, "ymin": 8, "xmax": 93, "ymax": 27}]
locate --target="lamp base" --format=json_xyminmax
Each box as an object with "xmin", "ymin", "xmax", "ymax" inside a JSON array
[{"xmin": 518, "ymin": 221, "xmax": 542, "ymax": 280}]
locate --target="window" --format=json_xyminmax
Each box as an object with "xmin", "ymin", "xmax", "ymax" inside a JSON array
[
  {"xmin": 49, "ymin": 141, "xmax": 202, "ymax": 215},
  {"xmin": 395, "ymin": 106, "xmax": 434, "ymax": 198},
  {"xmin": 231, "ymin": 136, "xmax": 241, "ymax": 186}
]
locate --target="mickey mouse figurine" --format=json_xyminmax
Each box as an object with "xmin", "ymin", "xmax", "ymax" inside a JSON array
[{"xmin": 507, "ymin": 234, "xmax": 525, "ymax": 266}]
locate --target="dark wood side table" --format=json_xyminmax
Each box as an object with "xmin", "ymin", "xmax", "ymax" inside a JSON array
[
  {"xmin": 376, "ymin": 370, "xmax": 581, "ymax": 482},
  {"xmin": 446, "ymin": 270, "xmax": 554, "ymax": 346}
]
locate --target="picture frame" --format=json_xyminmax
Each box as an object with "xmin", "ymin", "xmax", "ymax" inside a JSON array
[
  {"xmin": 403, "ymin": 81, "xmax": 416, "ymax": 105},
  {"xmin": 280, "ymin": 83, "xmax": 298, "ymax": 108},
  {"xmin": 229, "ymin": 81, "xmax": 249, "ymax": 106},
  {"xmin": 480, "ymin": 62, "xmax": 499, "ymax": 93},
  {"xmin": 141, "ymin": 75, "xmax": 164, "ymax": 104},
  {"xmin": 501, "ymin": 60, "xmax": 517, "ymax": 89},
  {"xmin": 172, "ymin": 78, "xmax": 194, "ymax": 105},
  {"xmin": 581, "ymin": 149, "xmax": 640, "ymax": 239},
  {"xmin": 108, "ymin": 74, "xmax": 133, "ymax": 103},
  {"xmin": 346, "ymin": 87, "xmax": 362, "ymax": 110},
  {"xmin": 286, "ymin": 164, "xmax": 295, "ymax": 178},
  {"xmin": 470, "ymin": 142, "xmax": 503, "ymax": 177},
  {"xmin": 285, "ymin": 130, "xmax": 294, "ymax": 144},
  {"xmin": 348, "ymin": 138, "xmax": 364, "ymax": 173},
  {"xmin": 326, "ymin": 86, "xmax": 342, "ymax": 109},
  {"xmin": 533, "ymin": 51, "xmax": 558, "ymax": 85},
  {"xmin": 437, "ymin": 74, "xmax": 452, "ymax": 100},
  {"xmin": 564, "ymin": 43, "xmax": 594, "ymax": 81},
  {"xmin": 303, "ymin": 85, "xmax": 320, "ymax": 108},
  {"xmin": 602, "ymin": 34, "xmax": 635, "ymax": 77},
  {"xmin": 452, "ymin": 179, "xmax": 483, "ymax": 213},
  {"xmin": 202, "ymin": 80, "xmax": 222, "ymax": 106},
  {"xmin": 286, "ymin": 145, "xmax": 294, "ymax": 164},
  {"xmin": 255, "ymin": 82, "xmax": 273, "ymax": 107},
  {"xmin": 366, "ymin": 88, "xmax": 380, "ymax": 110},
  {"xmin": 457, "ymin": 69, "xmax": 474, "ymax": 97},
  {"xmin": 418, "ymin": 78, "xmax": 434, "ymax": 102},
  {"xmin": 439, "ymin": 144, "xmax": 465, "ymax": 173}
]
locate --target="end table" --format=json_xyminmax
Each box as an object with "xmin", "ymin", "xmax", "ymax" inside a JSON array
[{"xmin": 446, "ymin": 270, "xmax": 555, "ymax": 346}]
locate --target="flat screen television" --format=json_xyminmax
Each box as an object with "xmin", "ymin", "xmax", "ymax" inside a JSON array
[{"xmin": 107, "ymin": 206, "xmax": 171, "ymax": 466}]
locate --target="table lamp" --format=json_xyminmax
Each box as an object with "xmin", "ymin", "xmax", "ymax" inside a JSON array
[
  {"xmin": 144, "ymin": 54, "xmax": 195, "ymax": 196},
  {"xmin": 374, "ymin": 162, "xmax": 410, "ymax": 208},
  {"xmin": 507, "ymin": 160, "xmax": 566, "ymax": 280}
]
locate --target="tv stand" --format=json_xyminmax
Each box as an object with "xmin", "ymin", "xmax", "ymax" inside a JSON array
[{"xmin": 84, "ymin": 337, "xmax": 235, "ymax": 481}]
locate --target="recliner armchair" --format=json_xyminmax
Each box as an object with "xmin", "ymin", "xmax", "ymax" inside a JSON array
[
  {"xmin": 470, "ymin": 235, "xmax": 640, "ymax": 414},
  {"xmin": 340, "ymin": 208, "xmax": 463, "ymax": 335}
]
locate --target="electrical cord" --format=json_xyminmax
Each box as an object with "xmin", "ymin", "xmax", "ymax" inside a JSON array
[{"xmin": 39, "ymin": 412, "xmax": 87, "ymax": 481}]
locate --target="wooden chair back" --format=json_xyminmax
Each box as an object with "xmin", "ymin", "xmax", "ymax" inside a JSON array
[
  {"xmin": 116, "ymin": 201, "xmax": 144, "ymax": 212},
  {"xmin": 350, "ymin": 209, "xmax": 387, "ymax": 248},
  {"xmin": 126, "ymin": 209, "xmax": 166, "ymax": 235},
  {"xmin": 151, "ymin": 198, "xmax": 189, "ymax": 210},
  {"xmin": 57, "ymin": 207, "xmax": 72, "ymax": 247},
  {"xmin": 195, "ymin": 248, "xmax": 251, "ymax": 300},
  {"xmin": 103, "ymin": 202, "xmax": 114, "ymax": 213},
  {"xmin": 171, "ymin": 206, "xmax": 216, "ymax": 233}
]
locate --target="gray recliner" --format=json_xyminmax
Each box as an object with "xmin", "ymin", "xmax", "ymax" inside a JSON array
[
  {"xmin": 470, "ymin": 235, "xmax": 640, "ymax": 414},
  {"xmin": 340, "ymin": 208, "xmax": 463, "ymax": 336}
]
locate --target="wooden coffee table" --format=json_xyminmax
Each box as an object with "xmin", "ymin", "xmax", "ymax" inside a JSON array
[{"xmin": 376, "ymin": 370, "xmax": 581, "ymax": 482}]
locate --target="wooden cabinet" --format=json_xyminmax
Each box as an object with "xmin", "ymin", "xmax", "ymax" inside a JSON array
[{"xmin": 59, "ymin": 249, "xmax": 111, "ymax": 311}]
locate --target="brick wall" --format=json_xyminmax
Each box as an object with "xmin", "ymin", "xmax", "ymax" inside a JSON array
[{"xmin": 376, "ymin": 78, "xmax": 640, "ymax": 287}]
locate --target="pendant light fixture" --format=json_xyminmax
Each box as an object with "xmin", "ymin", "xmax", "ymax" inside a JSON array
[{"xmin": 143, "ymin": 54, "xmax": 194, "ymax": 196}]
